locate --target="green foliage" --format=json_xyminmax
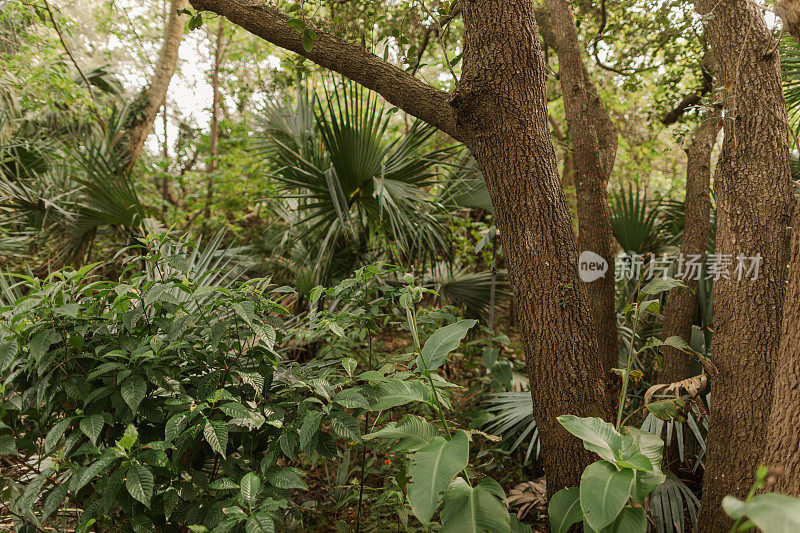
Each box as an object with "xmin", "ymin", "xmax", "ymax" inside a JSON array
[
  {"xmin": 549, "ymin": 417, "xmax": 665, "ymax": 532},
  {"xmin": 0, "ymin": 234, "xmax": 360, "ymax": 531},
  {"xmin": 253, "ymin": 81, "xmax": 454, "ymax": 284},
  {"xmin": 610, "ymin": 183, "xmax": 667, "ymax": 255},
  {"xmin": 724, "ymin": 467, "xmax": 800, "ymax": 533}
]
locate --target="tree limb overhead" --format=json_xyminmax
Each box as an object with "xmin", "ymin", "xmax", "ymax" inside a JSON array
[{"xmin": 189, "ymin": 0, "xmax": 461, "ymax": 140}]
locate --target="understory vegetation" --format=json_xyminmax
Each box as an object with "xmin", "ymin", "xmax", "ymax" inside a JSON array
[{"xmin": 4, "ymin": 0, "xmax": 800, "ymax": 531}]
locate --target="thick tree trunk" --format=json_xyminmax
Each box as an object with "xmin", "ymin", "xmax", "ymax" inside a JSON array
[
  {"xmin": 127, "ymin": 0, "xmax": 189, "ymax": 164},
  {"xmin": 660, "ymin": 113, "xmax": 720, "ymax": 383},
  {"xmin": 544, "ymin": 0, "xmax": 619, "ymax": 375},
  {"xmin": 692, "ymin": 0, "xmax": 794, "ymax": 528},
  {"xmin": 189, "ymin": 0, "xmax": 614, "ymax": 496},
  {"xmin": 204, "ymin": 19, "xmax": 225, "ymax": 221},
  {"xmin": 763, "ymin": 205, "xmax": 800, "ymax": 495},
  {"xmin": 457, "ymin": 0, "xmax": 614, "ymax": 497}
]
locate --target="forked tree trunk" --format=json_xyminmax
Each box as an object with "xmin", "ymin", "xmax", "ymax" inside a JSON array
[
  {"xmin": 660, "ymin": 113, "xmax": 720, "ymax": 383},
  {"xmin": 127, "ymin": 0, "xmax": 189, "ymax": 164},
  {"xmin": 188, "ymin": 0, "xmax": 614, "ymax": 495},
  {"xmin": 544, "ymin": 0, "xmax": 619, "ymax": 376},
  {"xmin": 458, "ymin": 0, "xmax": 614, "ymax": 496},
  {"xmin": 691, "ymin": 0, "xmax": 794, "ymax": 528}
]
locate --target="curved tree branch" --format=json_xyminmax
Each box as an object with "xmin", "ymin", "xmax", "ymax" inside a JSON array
[
  {"xmin": 189, "ymin": 0, "xmax": 461, "ymax": 140},
  {"xmin": 660, "ymin": 67, "xmax": 714, "ymax": 125}
]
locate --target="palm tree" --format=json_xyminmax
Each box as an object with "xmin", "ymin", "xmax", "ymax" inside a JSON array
[
  {"xmin": 0, "ymin": 103, "xmax": 147, "ymax": 269},
  {"xmin": 253, "ymin": 81, "xmax": 454, "ymax": 285}
]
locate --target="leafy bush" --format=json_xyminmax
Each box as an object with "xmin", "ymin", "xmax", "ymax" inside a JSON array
[
  {"xmin": 0, "ymin": 238, "xmax": 530, "ymax": 532},
  {"xmin": 0, "ymin": 235, "xmax": 356, "ymax": 531}
]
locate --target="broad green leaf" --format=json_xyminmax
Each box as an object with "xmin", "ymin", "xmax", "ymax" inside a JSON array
[
  {"xmin": 722, "ymin": 493, "xmax": 800, "ymax": 532},
  {"xmin": 609, "ymin": 506, "xmax": 647, "ymax": 532},
  {"xmin": 579, "ymin": 460, "xmax": 633, "ymax": 530},
  {"xmin": 42, "ymin": 483, "xmax": 69, "ymax": 519},
  {"xmin": 17, "ymin": 468, "xmax": 51, "ymax": 512},
  {"xmin": 631, "ymin": 470, "xmax": 666, "ymax": 503},
  {"xmin": 30, "ymin": 329, "xmax": 60, "ymax": 363},
  {"xmin": 440, "ymin": 477, "xmax": 510, "ymax": 533},
  {"xmin": 622, "ymin": 426, "xmax": 664, "ymax": 472},
  {"xmin": 121, "ymin": 375, "xmax": 147, "ymax": 413},
  {"xmin": 616, "ymin": 453, "xmax": 653, "ymax": 472},
  {"xmin": 342, "ymin": 357, "xmax": 357, "ymax": 376},
  {"xmin": 640, "ymin": 277, "xmax": 686, "ymax": 296},
  {"xmin": 125, "ymin": 462, "xmax": 154, "ymax": 506},
  {"xmin": 334, "ymin": 389, "xmax": 370, "ymax": 410},
  {"xmin": 54, "ymin": 303, "xmax": 80, "ymax": 318},
  {"xmin": 418, "ymin": 320, "xmax": 477, "ymax": 371},
  {"xmin": 70, "ymin": 452, "xmax": 121, "ymax": 492},
  {"xmin": 239, "ymin": 472, "xmax": 261, "ymax": 507},
  {"xmin": 209, "ymin": 478, "xmax": 239, "ymax": 490},
  {"xmin": 299, "ymin": 410, "xmax": 324, "ymax": 449},
  {"xmin": 548, "ymin": 488, "xmax": 583, "ymax": 533},
  {"xmin": 267, "ymin": 467, "xmax": 308, "ymax": 490},
  {"xmin": 0, "ymin": 339, "xmax": 17, "ymax": 371},
  {"xmin": 662, "ymin": 335, "xmax": 693, "ymax": 353},
  {"xmin": 219, "ymin": 402, "xmax": 252, "ymax": 420},
  {"xmin": 329, "ymin": 411, "xmax": 361, "ymax": 442},
  {"xmin": 408, "ymin": 430, "xmax": 469, "ymax": 524},
  {"xmin": 165, "ymin": 413, "xmax": 187, "ymax": 442},
  {"xmin": 371, "ymin": 379, "xmax": 426, "ymax": 410},
  {"xmin": 645, "ymin": 398, "xmax": 686, "ymax": 422},
  {"xmin": 557, "ymin": 415, "xmax": 625, "ymax": 463},
  {"xmin": 245, "ymin": 513, "xmax": 275, "ymax": 533},
  {"xmin": 302, "ymin": 29, "xmax": 317, "ymax": 52},
  {"xmin": 364, "ymin": 414, "xmax": 439, "ymax": 451},
  {"xmin": 0, "ymin": 434, "xmax": 17, "ymax": 455},
  {"xmin": 204, "ymin": 420, "xmax": 229, "ymax": 456},
  {"xmin": 80, "ymin": 414, "xmax": 105, "ymax": 445}
]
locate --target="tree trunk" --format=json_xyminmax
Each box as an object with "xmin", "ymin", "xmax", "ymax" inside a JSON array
[
  {"xmin": 204, "ymin": 19, "xmax": 225, "ymax": 221},
  {"xmin": 549, "ymin": 115, "xmax": 578, "ymax": 230},
  {"xmin": 691, "ymin": 0, "xmax": 794, "ymax": 528},
  {"xmin": 188, "ymin": 0, "xmax": 614, "ymax": 496},
  {"xmin": 127, "ymin": 0, "xmax": 189, "ymax": 164},
  {"xmin": 763, "ymin": 2, "xmax": 800, "ymax": 499},
  {"xmin": 544, "ymin": 0, "xmax": 619, "ymax": 376},
  {"xmin": 763, "ymin": 203, "xmax": 800, "ymax": 495},
  {"xmin": 457, "ymin": 0, "xmax": 614, "ymax": 497},
  {"xmin": 660, "ymin": 112, "xmax": 720, "ymax": 383}
]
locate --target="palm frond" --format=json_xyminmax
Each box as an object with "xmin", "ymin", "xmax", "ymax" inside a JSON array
[
  {"xmin": 610, "ymin": 183, "xmax": 668, "ymax": 254},
  {"xmin": 480, "ymin": 392, "xmax": 540, "ymax": 461},
  {"xmin": 649, "ymin": 473, "xmax": 701, "ymax": 533},
  {"xmin": 424, "ymin": 262, "xmax": 509, "ymax": 321}
]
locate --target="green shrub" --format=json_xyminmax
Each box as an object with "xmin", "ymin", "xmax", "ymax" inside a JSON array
[{"xmin": 0, "ymin": 235, "xmax": 358, "ymax": 531}]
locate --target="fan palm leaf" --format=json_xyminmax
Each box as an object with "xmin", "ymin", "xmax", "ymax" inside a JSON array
[
  {"xmin": 610, "ymin": 183, "xmax": 668, "ymax": 254},
  {"xmin": 254, "ymin": 80, "xmax": 453, "ymax": 283}
]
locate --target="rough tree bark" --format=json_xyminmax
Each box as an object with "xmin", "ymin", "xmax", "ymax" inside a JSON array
[
  {"xmin": 763, "ymin": 205, "xmax": 800, "ymax": 495},
  {"xmin": 763, "ymin": 4, "xmax": 800, "ymax": 499},
  {"xmin": 542, "ymin": 0, "xmax": 620, "ymax": 375},
  {"xmin": 691, "ymin": 0, "xmax": 794, "ymax": 528},
  {"xmin": 127, "ymin": 0, "xmax": 189, "ymax": 165},
  {"xmin": 660, "ymin": 112, "xmax": 720, "ymax": 383},
  {"xmin": 188, "ymin": 0, "xmax": 614, "ymax": 495}
]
